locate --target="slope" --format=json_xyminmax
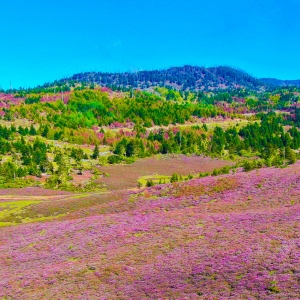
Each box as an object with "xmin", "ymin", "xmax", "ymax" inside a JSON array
[{"xmin": 0, "ymin": 163, "xmax": 299, "ymax": 299}]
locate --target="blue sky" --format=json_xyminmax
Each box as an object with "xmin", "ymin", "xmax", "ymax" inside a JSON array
[{"xmin": 1, "ymin": 0, "xmax": 300, "ymax": 89}]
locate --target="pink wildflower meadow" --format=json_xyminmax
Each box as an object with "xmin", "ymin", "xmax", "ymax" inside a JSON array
[{"xmin": 0, "ymin": 163, "xmax": 300, "ymax": 299}]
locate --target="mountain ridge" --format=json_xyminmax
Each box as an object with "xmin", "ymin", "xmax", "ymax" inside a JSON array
[
  {"xmin": 52, "ymin": 65, "xmax": 263, "ymax": 91},
  {"xmin": 38, "ymin": 65, "xmax": 300, "ymax": 91},
  {"xmin": 259, "ymin": 77, "xmax": 300, "ymax": 87}
]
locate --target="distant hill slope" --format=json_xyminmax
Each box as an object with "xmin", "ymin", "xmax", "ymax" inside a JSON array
[
  {"xmin": 260, "ymin": 78, "xmax": 300, "ymax": 87},
  {"xmin": 56, "ymin": 65, "xmax": 265, "ymax": 91}
]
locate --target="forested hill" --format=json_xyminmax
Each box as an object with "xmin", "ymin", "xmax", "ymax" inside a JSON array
[
  {"xmin": 54, "ymin": 66, "xmax": 264, "ymax": 91},
  {"xmin": 260, "ymin": 78, "xmax": 300, "ymax": 87}
]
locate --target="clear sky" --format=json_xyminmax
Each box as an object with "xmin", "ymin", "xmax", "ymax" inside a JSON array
[{"xmin": 1, "ymin": 0, "xmax": 300, "ymax": 89}]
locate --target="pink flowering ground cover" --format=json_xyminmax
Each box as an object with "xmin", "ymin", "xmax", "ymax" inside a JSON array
[{"xmin": 0, "ymin": 164, "xmax": 300, "ymax": 299}]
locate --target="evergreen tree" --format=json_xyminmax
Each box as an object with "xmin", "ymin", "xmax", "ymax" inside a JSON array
[
  {"xmin": 91, "ymin": 145, "xmax": 99, "ymax": 159},
  {"xmin": 29, "ymin": 124, "xmax": 37, "ymax": 135}
]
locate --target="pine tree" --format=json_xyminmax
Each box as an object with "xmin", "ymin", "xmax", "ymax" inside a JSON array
[
  {"xmin": 91, "ymin": 145, "xmax": 99, "ymax": 159},
  {"xmin": 29, "ymin": 124, "xmax": 37, "ymax": 135}
]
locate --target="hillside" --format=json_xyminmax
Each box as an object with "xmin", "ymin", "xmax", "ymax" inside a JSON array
[
  {"xmin": 0, "ymin": 81, "xmax": 299, "ymax": 191},
  {"xmin": 260, "ymin": 77, "xmax": 300, "ymax": 87},
  {"xmin": 0, "ymin": 163, "xmax": 299, "ymax": 299},
  {"xmin": 0, "ymin": 65, "xmax": 300, "ymax": 299},
  {"xmin": 54, "ymin": 65, "xmax": 265, "ymax": 91}
]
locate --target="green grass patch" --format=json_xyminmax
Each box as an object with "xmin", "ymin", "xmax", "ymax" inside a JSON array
[
  {"xmin": 0, "ymin": 200, "xmax": 65, "ymax": 227},
  {"xmin": 138, "ymin": 174, "xmax": 171, "ymax": 187}
]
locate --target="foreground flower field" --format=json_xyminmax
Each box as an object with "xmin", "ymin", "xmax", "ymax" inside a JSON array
[{"xmin": 0, "ymin": 164, "xmax": 300, "ymax": 299}]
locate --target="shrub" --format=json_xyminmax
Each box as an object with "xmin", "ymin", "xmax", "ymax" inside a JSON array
[{"xmin": 146, "ymin": 179, "xmax": 154, "ymax": 187}]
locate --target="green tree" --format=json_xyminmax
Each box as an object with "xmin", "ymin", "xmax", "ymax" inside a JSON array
[
  {"xmin": 285, "ymin": 147, "xmax": 296, "ymax": 164},
  {"xmin": 170, "ymin": 173, "xmax": 179, "ymax": 183},
  {"xmin": 91, "ymin": 145, "xmax": 99, "ymax": 159},
  {"xmin": 29, "ymin": 124, "xmax": 37, "ymax": 135}
]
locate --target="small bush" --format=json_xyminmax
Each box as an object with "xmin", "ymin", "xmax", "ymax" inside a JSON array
[{"xmin": 146, "ymin": 179, "xmax": 154, "ymax": 187}]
